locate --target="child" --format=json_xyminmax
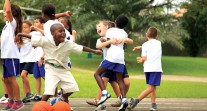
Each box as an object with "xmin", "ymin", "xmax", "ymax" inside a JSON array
[
  {"xmin": 128, "ymin": 27, "xmax": 163, "ymax": 111},
  {"xmin": 0, "ymin": 0, "xmax": 24, "ymax": 110},
  {"xmin": 58, "ymin": 17, "xmax": 76, "ymax": 41},
  {"xmin": 19, "ymin": 20, "xmax": 36, "ymax": 103},
  {"xmin": 15, "ymin": 23, "xmax": 102, "ymax": 106},
  {"xmin": 31, "ymin": 16, "xmax": 46, "ymax": 101},
  {"xmin": 93, "ymin": 15, "xmax": 133, "ymax": 111}
]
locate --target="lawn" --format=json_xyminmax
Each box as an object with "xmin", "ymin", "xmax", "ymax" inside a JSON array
[{"xmin": 0, "ymin": 53, "xmax": 207, "ymax": 98}]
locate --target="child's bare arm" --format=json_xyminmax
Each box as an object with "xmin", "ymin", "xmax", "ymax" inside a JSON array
[
  {"xmin": 83, "ymin": 46, "xmax": 102, "ymax": 55},
  {"xmin": 31, "ymin": 26, "xmax": 44, "ymax": 36},
  {"xmin": 55, "ymin": 11, "xmax": 72, "ymax": 19},
  {"xmin": 15, "ymin": 33, "xmax": 31, "ymax": 44},
  {"xmin": 4, "ymin": 0, "xmax": 12, "ymax": 22},
  {"xmin": 133, "ymin": 46, "xmax": 142, "ymax": 51},
  {"xmin": 119, "ymin": 38, "xmax": 133, "ymax": 44}
]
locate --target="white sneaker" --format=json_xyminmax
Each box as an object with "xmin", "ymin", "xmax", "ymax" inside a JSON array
[
  {"xmin": 98, "ymin": 93, "xmax": 111, "ymax": 105},
  {"xmin": 94, "ymin": 104, "xmax": 106, "ymax": 111},
  {"xmin": 0, "ymin": 96, "xmax": 9, "ymax": 104}
]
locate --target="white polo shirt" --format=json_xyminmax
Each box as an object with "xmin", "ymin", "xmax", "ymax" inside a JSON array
[
  {"xmin": 1, "ymin": 18, "xmax": 20, "ymax": 59},
  {"xmin": 105, "ymin": 28, "xmax": 128, "ymax": 64},
  {"xmin": 142, "ymin": 39, "xmax": 163, "ymax": 72},
  {"xmin": 31, "ymin": 36, "xmax": 83, "ymax": 70}
]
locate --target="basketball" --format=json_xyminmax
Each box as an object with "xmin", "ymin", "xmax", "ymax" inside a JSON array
[
  {"xmin": 32, "ymin": 101, "xmax": 52, "ymax": 111},
  {"xmin": 52, "ymin": 101, "xmax": 71, "ymax": 111}
]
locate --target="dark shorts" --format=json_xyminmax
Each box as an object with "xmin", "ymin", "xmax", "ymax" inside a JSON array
[
  {"xmin": 101, "ymin": 66, "xmax": 129, "ymax": 82},
  {"xmin": 100, "ymin": 60, "xmax": 125, "ymax": 73},
  {"xmin": 2, "ymin": 59, "xmax": 20, "ymax": 78},
  {"xmin": 33, "ymin": 62, "xmax": 45, "ymax": 78},
  {"xmin": 20, "ymin": 62, "xmax": 35, "ymax": 74},
  {"xmin": 145, "ymin": 72, "xmax": 162, "ymax": 86}
]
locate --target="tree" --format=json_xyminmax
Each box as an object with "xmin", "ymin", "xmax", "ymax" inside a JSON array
[{"xmin": 181, "ymin": 0, "xmax": 207, "ymax": 57}]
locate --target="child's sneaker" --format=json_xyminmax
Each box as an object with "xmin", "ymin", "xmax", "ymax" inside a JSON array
[
  {"xmin": 98, "ymin": 93, "xmax": 111, "ymax": 105},
  {"xmin": 33, "ymin": 95, "xmax": 42, "ymax": 101},
  {"xmin": 94, "ymin": 104, "xmax": 106, "ymax": 111},
  {"xmin": 9, "ymin": 101, "xmax": 24, "ymax": 111},
  {"xmin": 127, "ymin": 98, "xmax": 139, "ymax": 109},
  {"xmin": 118, "ymin": 100, "xmax": 128, "ymax": 111},
  {"xmin": 150, "ymin": 103, "xmax": 157, "ymax": 111},
  {"xmin": 22, "ymin": 92, "xmax": 34, "ymax": 103},
  {"xmin": 86, "ymin": 98, "xmax": 99, "ymax": 106},
  {"xmin": 0, "ymin": 96, "xmax": 9, "ymax": 104},
  {"xmin": 50, "ymin": 96, "xmax": 64, "ymax": 106},
  {"xmin": 111, "ymin": 99, "xmax": 121, "ymax": 107},
  {"xmin": 1, "ymin": 101, "xmax": 13, "ymax": 110}
]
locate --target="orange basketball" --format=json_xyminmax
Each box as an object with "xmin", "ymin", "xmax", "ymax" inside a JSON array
[
  {"xmin": 32, "ymin": 101, "xmax": 52, "ymax": 111},
  {"xmin": 52, "ymin": 101, "xmax": 71, "ymax": 111}
]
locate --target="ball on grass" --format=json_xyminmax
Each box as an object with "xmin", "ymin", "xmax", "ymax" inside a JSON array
[
  {"xmin": 32, "ymin": 101, "xmax": 52, "ymax": 111},
  {"xmin": 52, "ymin": 101, "xmax": 71, "ymax": 111}
]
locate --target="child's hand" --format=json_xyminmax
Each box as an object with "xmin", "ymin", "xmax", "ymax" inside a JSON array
[
  {"xmin": 136, "ymin": 57, "xmax": 143, "ymax": 63},
  {"xmin": 14, "ymin": 33, "xmax": 21, "ymax": 44},
  {"xmin": 94, "ymin": 50, "xmax": 102, "ymax": 55},
  {"xmin": 38, "ymin": 59, "xmax": 44, "ymax": 67},
  {"xmin": 31, "ymin": 26, "xmax": 37, "ymax": 31},
  {"xmin": 133, "ymin": 46, "xmax": 142, "ymax": 51},
  {"xmin": 65, "ymin": 11, "xmax": 72, "ymax": 17}
]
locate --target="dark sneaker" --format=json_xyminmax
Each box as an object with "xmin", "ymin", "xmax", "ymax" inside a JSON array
[
  {"xmin": 86, "ymin": 98, "xmax": 99, "ymax": 106},
  {"xmin": 150, "ymin": 103, "xmax": 157, "ymax": 111},
  {"xmin": 33, "ymin": 95, "xmax": 42, "ymax": 101},
  {"xmin": 119, "ymin": 100, "xmax": 128, "ymax": 111},
  {"xmin": 128, "ymin": 98, "xmax": 139, "ymax": 109},
  {"xmin": 9, "ymin": 101, "xmax": 24, "ymax": 111},
  {"xmin": 111, "ymin": 99, "xmax": 121, "ymax": 107},
  {"xmin": 22, "ymin": 92, "xmax": 34, "ymax": 103},
  {"xmin": 98, "ymin": 93, "xmax": 111, "ymax": 105},
  {"xmin": 94, "ymin": 104, "xmax": 106, "ymax": 111},
  {"xmin": 1, "ymin": 102, "xmax": 13, "ymax": 110}
]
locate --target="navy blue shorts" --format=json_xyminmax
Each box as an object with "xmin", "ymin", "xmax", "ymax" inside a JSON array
[
  {"xmin": 101, "ymin": 70, "xmax": 116, "ymax": 82},
  {"xmin": 20, "ymin": 62, "xmax": 35, "ymax": 74},
  {"xmin": 2, "ymin": 59, "xmax": 20, "ymax": 78},
  {"xmin": 100, "ymin": 60, "xmax": 125, "ymax": 73},
  {"xmin": 145, "ymin": 72, "xmax": 162, "ymax": 86},
  {"xmin": 33, "ymin": 62, "xmax": 45, "ymax": 78}
]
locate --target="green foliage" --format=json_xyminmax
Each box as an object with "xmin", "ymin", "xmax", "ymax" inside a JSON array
[{"xmin": 181, "ymin": 0, "xmax": 207, "ymax": 56}]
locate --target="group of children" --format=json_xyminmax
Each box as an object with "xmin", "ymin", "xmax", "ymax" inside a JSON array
[{"xmin": 0, "ymin": 0, "xmax": 163, "ymax": 111}]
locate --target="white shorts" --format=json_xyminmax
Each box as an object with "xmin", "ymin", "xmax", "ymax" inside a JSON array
[{"xmin": 44, "ymin": 64, "xmax": 79, "ymax": 95}]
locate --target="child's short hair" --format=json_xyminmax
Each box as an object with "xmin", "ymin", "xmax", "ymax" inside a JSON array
[
  {"xmin": 23, "ymin": 20, "xmax": 32, "ymax": 26},
  {"xmin": 42, "ymin": 3, "xmax": 56, "ymax": 17},
  {"xmin": 146, "ymin": 27, "xmax": 158, "ymax": 38},
  {"xmin": 97, "ymin": 21, "xmax": 115, "ymax": 29},
  {"xmin": 115, "ymin": 15, "xmax": 128, "ymax": 29},
  {"xmin": 35, "ymin": 16, "xmax": 45, "ymax": 23}
]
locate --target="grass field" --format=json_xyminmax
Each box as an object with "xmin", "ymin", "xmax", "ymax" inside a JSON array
[{"xmin": 0, "ymin": 53, "xmax": 207, "ymax": 98}]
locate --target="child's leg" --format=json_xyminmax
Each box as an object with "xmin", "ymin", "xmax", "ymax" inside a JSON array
[
  {"xmin": 110, "ymin": 82, "xmax": 120, "ymax": 97},
  {"xmin": 62, "ymin": 92, "xmax": 73, "ymax": 103},
  {"xmin": 3, "ymin": 78, "xmax": 14, "ymax": 100},
  {"xmin": 9, "ymin": 76, "xmax": 21, "ymax": 100},
  {"xmin": 150, "ymin": 87, "xmax": 156, "ymax": 103},
  {"xmin": 138, "ymin": 85, "xmax": 156, "ymax": 101},
  {"xmin": 116, "ymin": 73, "xmax": 126, "ymax": 98},
  {"xmin": 94, "ymin": 67, "xmax": 107, "ymax": 91},
  {"xmin": 21, "ymin": 70, "xmax": 31, "ymax": 96},
  {"xmin": 123, "ymin": 77, "xmax": 130, "ymax": 94},
  {"xmin": 35, "ymin": 77, "xmax": 41, "ymax": 95}
]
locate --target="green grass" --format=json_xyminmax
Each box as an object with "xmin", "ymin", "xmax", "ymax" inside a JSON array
[
  {"xmin": 0, "ymin": 53, "xmax": 207, "ymax": 98},
  {"xmin": 70, "ymin": 52, "xmax": 207, "ymax": 76}
]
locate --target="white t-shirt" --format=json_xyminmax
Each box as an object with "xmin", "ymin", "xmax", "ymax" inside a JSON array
[
  {"xmin": 43, "ymin": 19, "xmax": 70, "ymax": 40},
  {"xmin": 96, "ymin": 38, "xmax": 108, "ymax": 58},
  {"xmin": 142, "ymin": 39, "xmax": 163, "ymax": 72},
  {"xmin": 31, "ymin": 36, "xmax": 83, "ymax": 70},
  {"xmin": 30, "ymin": 31, "xmax": 44, "ymax": 61},
  {"xmin": 20, "ymin": 34, "xmax": 36, "ymax": 63},
  {"xmin": 1, "ymin": 18, "xmax": 20, "ymax": 59},
  {"xmin": 105, "ymin": 28, "xmax": 128, "ymax": 64}
]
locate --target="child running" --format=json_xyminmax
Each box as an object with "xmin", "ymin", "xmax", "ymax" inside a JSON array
[
  {"xmin": 94, "ymin": 15, "xmax": 133, "ymax": 111},
  {"xmin": 128, "ymin": 27, "xmax": 163, "ymax": 111},
  {"xmin": 15, "ymin": 23, "xmax": 102, "ymax": 108},
  {"xmin": 0, "ymin": 0, "xmax": 24, "ymax": 110}
]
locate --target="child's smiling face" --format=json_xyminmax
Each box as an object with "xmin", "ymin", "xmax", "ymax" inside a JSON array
[
  {"xmin": 52, "ymin": 25, "xmax": 66, "ymax": 44},
  {"xmin": 96, "ymin": 22, "xmax": 108, "ymax": 37}
]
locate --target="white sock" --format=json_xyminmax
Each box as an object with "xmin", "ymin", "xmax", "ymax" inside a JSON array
[
  {"xmin": 122, "ymin": 98, "xmax": 127, "ymax": 103},
  {"xmin": 102, "ymin": 90, "xmax": 107, "ymax": 95}
]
